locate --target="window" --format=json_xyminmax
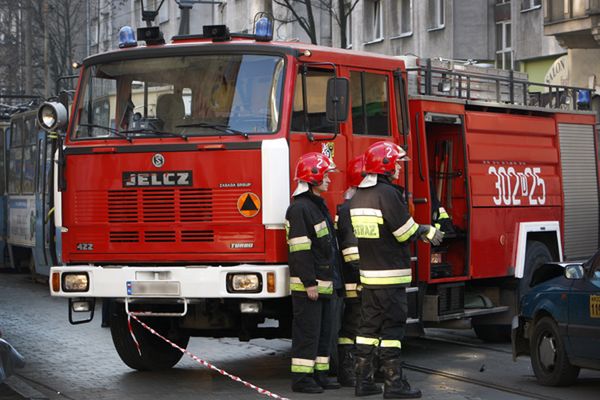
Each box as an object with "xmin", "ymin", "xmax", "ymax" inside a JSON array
[
  {"xmin": 365, "ymin": 0, "xmax": 383, "ymax": 43},
  {"xmin": 346, "ymin": 9, "xmax": 353, "ymax": 48},
  {"xmin": 496, "ymin": 21, "xmax": 513, "ymax": 70},
  {"xmin": 392, "ymin": 0, "xmax": 413, "ymax": 37},
  {"xmin": 350, "ymin": 71, "xmax": 390, "ymax": 136},
  {"xmin": 521, "ymin": 0, "xmax": 540, "ymax": 10},
  {"xmin": 21, "ymin": 117, "xmax": 37, "ymax": 194},
  {"xmin": 291, "ymin": 68, "xmax": 336, "ymax": 134},
  {"xmin": 73, "ymin": 55, "xmax": 285, "ymax": 139},
  {"xmin": 8, "ymin": 119, "xmax": 23, "ymax": 194},
  {"xmin": 0, "ymin": 128, "xmax": 5, "ymax": 195},
  {"xmin": 428, "ymin": 0, "xmax": 445, "ymax": 30}
]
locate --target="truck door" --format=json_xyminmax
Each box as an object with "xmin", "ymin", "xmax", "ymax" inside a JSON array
[
  {"xmin": 289, "ymin": 66, "xmax": 347, "ymax": 211},
  {"xmin": 414, "ymin": 111, "xmax": 469, "ymax": 281}
]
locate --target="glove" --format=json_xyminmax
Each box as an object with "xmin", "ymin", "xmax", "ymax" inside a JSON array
[{"xmin": 420, "ymin": 225, "xmax": 444, "ymax": 246}]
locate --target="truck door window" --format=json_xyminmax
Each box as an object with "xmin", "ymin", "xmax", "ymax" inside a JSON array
[
  {"xmin": 8, "ymin": 119, "xmax": 23, "ymax": 194},
  {"xmin": 291, "ymin": 68, "xmax": 336, "ymax": 134},
  {"xmin": 350, "ymin": 71, "xmax": 390, "ymax": 136}
]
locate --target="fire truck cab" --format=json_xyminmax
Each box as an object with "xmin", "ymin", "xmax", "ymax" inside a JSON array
[{"xmin": 39, "ymin": 21, "xmax": 598, "ymax": 370}]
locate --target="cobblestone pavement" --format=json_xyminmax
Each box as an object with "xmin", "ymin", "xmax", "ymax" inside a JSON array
[{"xmin": 1, "ymin": 272, "xmax": 599, "ymax": 400}]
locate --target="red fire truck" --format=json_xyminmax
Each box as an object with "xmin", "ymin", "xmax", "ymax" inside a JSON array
[{"xmin": 38, "ymin": 20, "xmax": 598, "ymax": 370}]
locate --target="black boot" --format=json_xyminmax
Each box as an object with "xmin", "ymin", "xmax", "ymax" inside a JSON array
[
  {"xmin": 291, "ymin": 373, "xmax": 324, "ymax": 394},
  {"xmin": 338, "ymin": 345, "xmax": 356, "ymax": 387},
  {"xmin": 355, "ymin": 356, "xmax": 383, "ymax": 397},
  {"xmin": 374, "ymin": 352, "xmax": 384, "ymax": 383},
  {"xmin": 382, "ymin": 359, "xmax": 421, "ymax": 399},
  {"xmin": 314, "ymin": 370, "xmax": 341, "ymax": 389}
]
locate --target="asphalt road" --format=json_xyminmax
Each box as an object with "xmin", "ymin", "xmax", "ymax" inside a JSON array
[{"xmin": 1, "ymin": 272, "xmax": 599, "ymax": 400}]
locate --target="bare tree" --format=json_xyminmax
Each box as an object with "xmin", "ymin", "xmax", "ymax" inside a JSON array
[{"xmin": 273, "ymin": 0, "xmax": 359, "ymax": 47}]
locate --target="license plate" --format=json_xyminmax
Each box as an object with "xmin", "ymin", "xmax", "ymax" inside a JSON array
[{"xmin": 127, "ymin": 281, "xmax": 180, "ymax": 296}]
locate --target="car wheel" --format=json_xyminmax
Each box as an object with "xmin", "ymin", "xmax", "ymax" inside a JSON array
[
  {"xmin": 530, "ymin": 316, "xmax": 579, "ymax": 386},
  {"xmin": 109, "ymin": 302, "xmax": 190, "ymax": 371}
]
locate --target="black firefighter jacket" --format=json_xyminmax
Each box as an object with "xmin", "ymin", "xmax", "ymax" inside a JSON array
[
  {"xmin": 336, "ymin": 199, "xmax": 361, "ymax": 299},
  {"xmin": 349, "ymin": 176, "xmax": 421, "ymax": 289},
  {"xmin": 285, "ymin": 191, "xmax": 342, "ymax": 297}
]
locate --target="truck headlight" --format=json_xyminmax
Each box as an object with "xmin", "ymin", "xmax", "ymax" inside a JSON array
[
  {"xmin": 62, "ymin": 273, "xmax": 89, "ymax": 292},
  {"xmin": 227, "ymin": 273, "xmax": 261, "ymax": 293}
]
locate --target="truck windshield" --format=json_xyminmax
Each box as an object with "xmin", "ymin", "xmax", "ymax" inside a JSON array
[{"xmin": 72, "ymin": 54, "xmax": 285, "ymax": 139}]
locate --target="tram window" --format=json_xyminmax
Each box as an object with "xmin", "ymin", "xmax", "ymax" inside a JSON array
[
  {"xmin": 350, "ymin": 71, "xmax": 390, "ymax": 136},
  {"xmin": 0, "ymin": 128, "xmax": 5, "ymax": 195},
  {"xmin": 291, "ymin": 69, "xmax": 336, "ymax": 134},
  {"xmin": 8, "ymin": 119, "xmax": 23, "ymax": 194},
  {"xmin": 21, "ymin": 117, "xmax": 37, "ymax": 194}
]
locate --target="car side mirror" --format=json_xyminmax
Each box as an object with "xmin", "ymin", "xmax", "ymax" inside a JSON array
[
  {"xmin": 564, "ymin": 264, "xmax": 584, "ymax": 280},
  {"xmin": 326, "ymin": 77, "xmax": 349, "ymax": 123}
]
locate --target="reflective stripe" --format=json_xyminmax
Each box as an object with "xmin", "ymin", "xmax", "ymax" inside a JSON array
[
  {"xmin": 338, "ymin": 337, "xmax": 354, "ymax": 345},
  {"xmin": 438, "ymin": 207, "xmax": 450, "ymax": 220},
  {"xmin": 291, "ymin": 358, "xmax": 315, "ymax": 372},
  {"xmin": 360, "ymin": 275, "xmax": 412, "ymax": 285},
  {"xmin": 292, "ymin": 358, "xmax": 315, "ymax": 367},
  {"xmin": 346, "ymin": 290, "xmax": 358, "ymax": 298},
  {"xmin": 356, "ymin": 336, "xmax": 380, "ymax": 346},
  {"xmin": 380, "ymin": 340, "xmax": 401, "ymax": 348},
  {"xmin": 393, "ymin": 217, "xmax": 419, "ymax": 243},
  {"xmin": 289, "ymin": 277, "xmax": 334, "ymax": 294},
  {"xmin": 314, "ymin": 220, "xmax": 329, "ymax": 238},
  {"xmin": 350, "ymin": 208, "xmax": 383, "ymax": 219},
  {"xmin": 315, "ymin": 356, "xmax": 329, "ymax": 364},
  {"xmin": 426, "ymin": 226, "xmax": 437, "ymax": 241},
  {"xmin": 344, "ymin": 254, "xmax": 360, "ymax": 262},
  {"xmin": 361, "ymin": 268, "xmax": 412, "ymax": 278},
  {"xmin": 345, "ymin": 283, "xmax": 358, "ymax": 291},
  {"xmin": 288, "ymin": 236, "xmax": 311, "ymax": 253},
  {"xmin": 315, "ymin": 363, "xmax": 329, "ymax": 371},
  {"xmin": 342, "ymin": 246, "xmax": 359, "ymax": 256}
]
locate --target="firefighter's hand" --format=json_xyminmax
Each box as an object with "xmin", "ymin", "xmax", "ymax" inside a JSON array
[
  {"xmin": 420, "ymin": 225, "xmax": 444, "ymax": 246},
  {"xmin": 306, "ymin": 286, "xmax": 319, "ymax": 301}
]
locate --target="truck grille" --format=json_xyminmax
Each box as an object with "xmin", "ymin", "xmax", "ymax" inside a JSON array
[{"xmin": 74, "ymin": 188, "xmax": 250, "ymax": 244}]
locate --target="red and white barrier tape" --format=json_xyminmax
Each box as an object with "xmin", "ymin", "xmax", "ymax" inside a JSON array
[{"xmin": 127, "ymin": 314, "xmax": 290, "ymax": 400}]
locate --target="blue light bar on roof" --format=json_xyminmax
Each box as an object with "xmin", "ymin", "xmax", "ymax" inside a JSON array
[
  {"xmin": 118, "ymin": 26, "xmax": 137, "ymax": 48},
  {"xmin": 255, "ymin": 17, "xmax": 273, "ymax": 42}
]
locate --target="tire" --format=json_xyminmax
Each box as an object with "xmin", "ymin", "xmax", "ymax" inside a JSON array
[
  {"xmin": 109, "ymin": 302, "xmax": 190, "ymax": 371},
  {"xmin": 530, "ymin": 317, "xmax": 579, "ymax": 386},
  {"xmin": 473, "ymin": 324, "xmax": 511, "ymax": 343},
  {"xmin": 520, "ymin": 241, "xmax": 552, "ymax": 296}
]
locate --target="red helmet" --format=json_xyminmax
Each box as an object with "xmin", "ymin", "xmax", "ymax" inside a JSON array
[
  {"xmin": 347, "ymin": 155, "xmax": 365, "ymax": 188},
  {"xmin": 364, "ymin": 141, "xmax": 408, "ymax": 176},
  {"xmin": 294, "ymin": 152, "xmax": 336, "ymax": 185}
]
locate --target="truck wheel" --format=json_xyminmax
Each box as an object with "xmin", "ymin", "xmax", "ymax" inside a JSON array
[
  {"xmin": 109, "ymin": 302, "xmax": 190, "ymax": 371},
  {"xmin": 530, "ymin": 317, "xmax": 579, "ymax": 386},
  {"xmin": 473, "ymin": 324, "xmax": 511, "ymax": 343},
  {"xmin": 520, "ymin": 241, "xmax": 552, "ymax": 296}
]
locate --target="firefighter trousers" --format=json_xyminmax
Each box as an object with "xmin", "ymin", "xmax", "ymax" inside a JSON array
[
  {"xmin": 291, "ymin": 295, "xmax": 333, "ymax": 377},
  {"xmin": 338, "ymin": 297, "xmax": 361, "ymax": 346},
  {"xmin": 355, "ymin": 287, "xmax": 407, "ymax": 361}
]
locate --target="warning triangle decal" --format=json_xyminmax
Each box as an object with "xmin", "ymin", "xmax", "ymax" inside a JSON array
[{"xmin": 240, "ymin": 194, "xmax": 259, "ymax": 211}]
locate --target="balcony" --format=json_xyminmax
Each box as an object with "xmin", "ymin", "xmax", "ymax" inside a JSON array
[{"xmin": 543, "ymin": 0, "xmax": 600, "ymax": 47}]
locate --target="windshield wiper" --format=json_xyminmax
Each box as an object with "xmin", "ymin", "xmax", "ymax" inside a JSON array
[
  {"xmin": 176, "ymin": 122, "xmax": 249, "ymax": 139},
  {"xmin": 77, "ymin": 123, "xmax": 133, "ymax": 142},
  {"xmin": 121, "ymin": 128, "xmax": 189, "ymax": 141}
]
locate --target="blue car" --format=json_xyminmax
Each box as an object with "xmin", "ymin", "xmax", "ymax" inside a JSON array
[{"xmin": 512, "ymin": 250, "xmax": 600, "ymax": 386}]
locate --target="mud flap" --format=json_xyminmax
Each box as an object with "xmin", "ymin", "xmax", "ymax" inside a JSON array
[{"xmin": 511, "ymin": 315, "xmax": 530, "ymax": 361}]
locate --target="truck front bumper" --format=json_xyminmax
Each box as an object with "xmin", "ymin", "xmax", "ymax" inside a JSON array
[{"xmin": 49, "ymin": 264, "xmax": 290, "ymax": 299}]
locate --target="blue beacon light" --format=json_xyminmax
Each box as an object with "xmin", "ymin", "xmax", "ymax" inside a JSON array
[
  {"xmin": 118, "ymin": 26, "xmax": 138, "ymax": 48},
  {"xmin": 255, "ymin": 17, "xmax": 273, "ymax": 42},
  {"xmin": 576, "ymin": 89, "xmax": 591, "ymax": 109}
]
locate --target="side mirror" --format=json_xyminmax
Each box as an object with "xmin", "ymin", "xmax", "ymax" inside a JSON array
[
  {"xmin": 37, "ymin": 102, "xmax": 68, "ymax": 132},
  {"xmin": 326, "ymin": 77, "xmax": 349, "ymax": 123},
  {"xmin": 564, "ymin": 264, "xmax": 584, "ymax": 280}
]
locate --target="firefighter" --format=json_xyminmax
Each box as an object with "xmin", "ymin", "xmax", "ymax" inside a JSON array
[
  {"xmin": 350, "ymin": 141, "xmax": 444, "ymax": 399},
  {"xmin": 335, "ymin": 155, "xmax": 365, "ymax": 387},
  {"xmin": 286, "ymin": 152, "xmax": 342, "ymax": 393}
]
